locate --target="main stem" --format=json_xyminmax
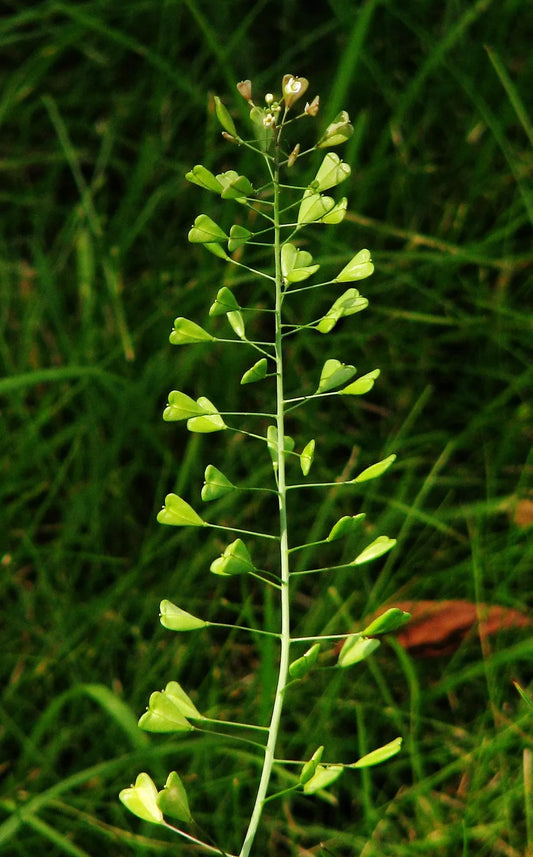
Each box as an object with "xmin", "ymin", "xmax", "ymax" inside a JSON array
[{"xmin": 238, "ymin": 148, "xmax": 291, "ymax": 857}]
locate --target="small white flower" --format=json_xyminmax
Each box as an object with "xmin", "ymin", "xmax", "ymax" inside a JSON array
[
  {"xmin": 286, "ymin": 77, "xmax": 302, "ymax": 94},
  {"xmin": 282, "ymin": 74, "xmax": 309, "ymax": 109}
]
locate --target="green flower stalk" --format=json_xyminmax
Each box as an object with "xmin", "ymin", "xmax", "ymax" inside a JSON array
[{"xmin": 119, "ymin": 74, "xmax": 409, "ymax": 857}]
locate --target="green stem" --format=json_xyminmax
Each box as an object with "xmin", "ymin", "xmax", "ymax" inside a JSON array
[
  {"xmin": 195, "ymin": 726, "xmax": 267, "ymax": 752},
  {"xmin": 209, "ymin": 523, "xmax": 279, "ymax": 541},
  {"xmin": 209, "ymin": 621, "xmax": 281, "ymax": 638},
  {"xmin": 238, "ymin": 140, "xmax": 291, "ymax": 857},
  {"xmin": 202, "ymin": 717, "xmax": 270, "ymax": 732},
  {"xmin": 290, "ymin": 563, "xmax": 352, "ymax": 577},
  {"xmin": 163, "ymin": 820, "xmax": 236, "ymax": 857},
  {"xmin": 291, "ymin": 633, "xmax": 356, "ymax": 642},
  {"xmin": 249, "ymin": 571, "xmax": 282, "ymax": 590},
  {"xmin": 286, "ymin": 480, "xmax": 354, "ymax": 490}
]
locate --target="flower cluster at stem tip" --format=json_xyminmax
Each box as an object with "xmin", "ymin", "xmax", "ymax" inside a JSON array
[{"xmin": 234, "ymin": 74, "xmax": 353, "ymax": 151}]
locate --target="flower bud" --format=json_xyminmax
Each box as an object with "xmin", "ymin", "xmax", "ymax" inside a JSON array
[
  {"xmin": 317, "ymin": 110, "xmax": 354, "ymax": 147},
  {"xmin": 236, "ymin": 79, "xmax": 252, "ymax": 102},
  {"xmin": 221, "ymin": 131, "xmax": 239, "ymax": 143},
  {"xmin": 282, "ymin": 75, "xmax": 309, "ymax": 109},
  {"xmin": 304, "ymin": 95, "xmax": 320, "ymax": 117},
  {"xmin": 287, "ymin": 143, "xmax": 300, "ymax": 167}
]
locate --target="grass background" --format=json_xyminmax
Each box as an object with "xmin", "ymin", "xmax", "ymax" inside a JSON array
[{"xmin": 1, "ymin": 0, "xmax": 532, "ymax": 855}]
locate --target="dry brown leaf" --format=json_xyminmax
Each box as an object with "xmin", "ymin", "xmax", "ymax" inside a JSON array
[
  {"xmin": 512, "ymin": 499, "xmax": 533, "ymax": 528},
  {"xmin": 382, "ymin": 600, "xmax": 532, "ymax": 657}
]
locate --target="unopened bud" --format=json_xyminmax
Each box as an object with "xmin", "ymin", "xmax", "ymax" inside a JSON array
[
  {"xmin": 304, "ymin": 95, "xmax": 320, "ymax": 117},
  {"xmin": 236, "ymin": 79, "xmax": 252, "ymax": 102},
  {"xmin": 287, "ymin": 143, "xmax": 300, "ymax": 167},
  {"xmin": 265, "ymin": 93, "xmax": 274, "ymax": 105},
  {"xmin": 222, "ymin": 131, "xmax": 239, "ymax": 143},
  {"xmin": 282, "ymin": 74, "xmax": 309, "ymax": 109}
]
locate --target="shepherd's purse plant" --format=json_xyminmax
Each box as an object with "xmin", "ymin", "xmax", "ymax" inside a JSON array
[{"xmin": 119, "ymin": 74, "xmax": 410, "ymax": 857}]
